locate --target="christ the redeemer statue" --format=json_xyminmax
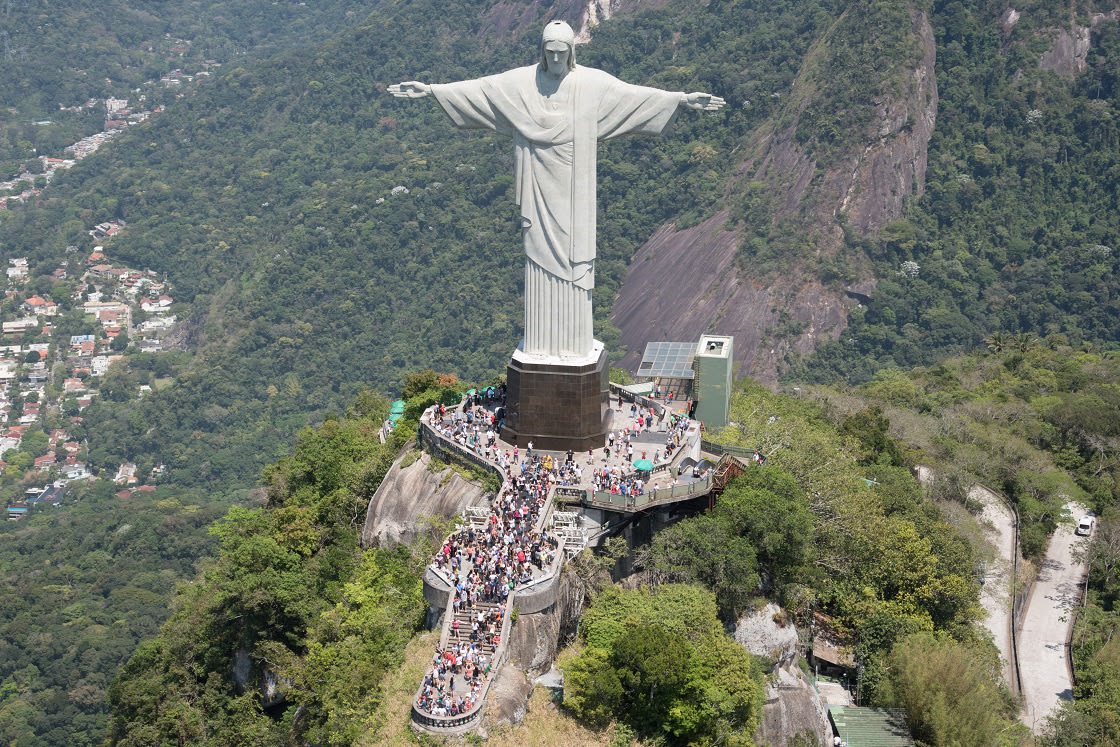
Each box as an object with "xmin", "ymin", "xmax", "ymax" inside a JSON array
[{"xmin": 390, "ymin": 20, "xmax": 724, "ymax": 362}]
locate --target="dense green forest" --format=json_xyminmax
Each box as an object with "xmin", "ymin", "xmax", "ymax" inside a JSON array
[
  {"xmin": 798, "ymin": 0, "xmax": 1120, "ymax": 381},
  {"xmin": 0, "ymin": 0, "xmax": 376, "ymax": 175},
  {"xmin": 0, "ymin": 481, "xmax": 227, "ymax": 745},
  {"xmin": 0, "ymin": 0, "xmax": 1119, "ymax": 743}
]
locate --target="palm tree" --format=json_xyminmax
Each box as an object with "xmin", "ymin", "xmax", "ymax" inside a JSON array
[
  {"xmin": 1013, "ymin": 332, "xmax": 1038, "ymax": 352},
  {"xmin": 984, "ymin": 331, "xmax": 1008, "ymax": 354}
]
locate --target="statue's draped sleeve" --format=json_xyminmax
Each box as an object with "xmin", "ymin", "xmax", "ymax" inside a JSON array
[
  {"xmin": 430, "ymin": 67, "xmax": 682, "ymax": 284},
  {"xmin": 429, "ymin": 65, "xmax": 683, "ymax": 359}
]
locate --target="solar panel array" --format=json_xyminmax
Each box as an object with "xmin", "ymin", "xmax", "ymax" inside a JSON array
[{"xmin": 636, "ymin": 341, "xmax": 697, "ymax": 379}]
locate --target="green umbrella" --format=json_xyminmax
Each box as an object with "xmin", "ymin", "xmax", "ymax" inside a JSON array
[
  {"xmin": 632, "ymin": 459, "xmax": 654, "ymax": 472},
  {"xmin": 390, "ymin": 400, "xmax": 406, "ymax": 414}
]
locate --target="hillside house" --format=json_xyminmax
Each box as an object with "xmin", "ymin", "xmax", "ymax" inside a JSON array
[
  {"xmin": 140, "ymin": 296, "xmax": 174, "ymax": 313},
  {"xmin": 22, "ymin": 296, "xmax": 59, "ymax": 315},
  {"xmin": 114, "ymin": 462, "xmax": 138, "ymax": 485},
  {"xmin": 6, "ymin": 258, "xmax": 28, "ymax": 282},
  {"xmin": 2, "ymin": 317, "xmax": 39, "ymax": 334},
  {"xmin": 61, "ymin": 461, "xmax": 90, "ymax": 480}
]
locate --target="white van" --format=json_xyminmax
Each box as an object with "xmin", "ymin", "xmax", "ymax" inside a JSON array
[{"xmin": 1076, "ymin": 516, "xmax": 1094, "ymax": 536}]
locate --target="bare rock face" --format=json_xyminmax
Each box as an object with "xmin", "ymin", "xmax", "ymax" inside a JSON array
[
  {"xmin": 1039, "ymin": 24, "xmax": 1093, "ymax": 77},
  {"xmin": 838, "ymin": 9, "xmax": 938, "ymax": 235},
  {"xmin": 610, "ymin": 213, "xmax": 851, "ymax": 383},
  {"xmin": 507, "ymin": 569, "xmax": 586, "ymax": 676},
  {"xmin": 756, "ymin": 665, "xmax": 833, "ymax": 747},
  {"xmin": 360, "ymin": 450, "xmax": 489, "ymax": 548},
  {"xmin": 1038, "ymin": 11, "xmax": 1120, "ymax": 78},
  {"xmin": 611, "ymin": 10, "xmax": 938, "ymax": 383},
  {"xmin": 484, "ymin": 665, "xmax": 534, "ymax": 729},
  {"xmin": 735, "ymin": 602, "xmax": 800, "ymax": 665},
  {"xmin": 735, "ymin": 604, "xmax": 832, "ymax": 747},
  {"xmin": 481, "ymin": 570, "xmax": 586, "ymax": 733}
]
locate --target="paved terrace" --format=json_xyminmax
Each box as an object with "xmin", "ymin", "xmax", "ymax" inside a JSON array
[{"xmin": 409, "ymin": 386, "xmax": 718, "ymax": 733}]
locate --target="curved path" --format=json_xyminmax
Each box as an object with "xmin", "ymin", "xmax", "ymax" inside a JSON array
[
  {"xmin": 915, "ymin": 469, "xmax": 1018, "ymax": 691},
  {"xmin": 971, "ymin": 485, "xmax": 1017, "ymax": 693},
  {"xmin": 1018, "ymin": 501, "xmax": 1088, "ymax": 733}
]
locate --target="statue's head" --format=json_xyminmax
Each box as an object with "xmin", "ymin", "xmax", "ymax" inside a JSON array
[{"xmin": 540, "ymin": 20, "xmax": 576, "ymax": 72}]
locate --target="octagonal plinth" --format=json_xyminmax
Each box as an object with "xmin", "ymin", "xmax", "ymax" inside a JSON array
[{"xmin": 501, "ymin": 343, "xmax": 610, "ymax": 452}]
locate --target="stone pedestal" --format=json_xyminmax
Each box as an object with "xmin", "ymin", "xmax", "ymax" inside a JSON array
[{"xmin": 501, "ymin": 342, "xmax": 611, "ymax": 452}]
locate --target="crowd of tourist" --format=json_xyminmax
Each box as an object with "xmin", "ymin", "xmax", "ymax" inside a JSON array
[
  {"xmin": 414, "ymin": 389, "xmax": 701, "ymax": 720},
  {"xmin": 415, "ymin": 607, "xmax": 502, "ymax": 718},
  {"xmin": 416, "ymin": 403, "xmax": 561, "ymax": 719}
]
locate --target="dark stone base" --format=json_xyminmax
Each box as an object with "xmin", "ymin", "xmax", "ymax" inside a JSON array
[{"xmin": 501, "ymin": 348, "xmax": 611, "ymax": 452}]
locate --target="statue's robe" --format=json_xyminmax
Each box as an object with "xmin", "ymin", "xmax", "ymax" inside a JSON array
[{"xmin": 431, "ymin": 65, "xmax": 682, "ymax": 359}]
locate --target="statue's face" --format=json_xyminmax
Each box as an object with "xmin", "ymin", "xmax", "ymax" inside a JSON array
[{"xmin": 543, "ymin": 42, "xmax": 570, "ymax": 75}]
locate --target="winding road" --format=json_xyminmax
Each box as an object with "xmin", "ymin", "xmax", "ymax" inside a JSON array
[
  {"xmin": 971, "ymin": 485, "xmax": 1016, "ymax": 692},
  {"xmin": 1018, "ymin": 501, "xmax": 1089, "ymax": 732}
]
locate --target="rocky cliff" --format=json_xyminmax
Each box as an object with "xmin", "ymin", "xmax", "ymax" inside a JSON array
[
  {"xmin": 736, "ymin": 603, "xmax": 833, "ymax": 747},
  {"xmin": 483, "ymin": 568, "xmax": 588, "ymax": 730},
  {"xmin": 360, "ymin": 450, "xmax": 490, "ymax": 548},
  {"xmin": 611, "ymin": 5, "xmax": 938, "ymax": 383}
]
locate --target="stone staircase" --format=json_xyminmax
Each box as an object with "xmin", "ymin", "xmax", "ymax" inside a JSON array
[{"xmin": 446, "ymin": 599, "xmax": 504, "ymax": 659}]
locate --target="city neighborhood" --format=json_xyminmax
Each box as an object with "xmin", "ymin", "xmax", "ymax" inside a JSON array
[
  {"xmin": 0, "ymin": 83, "xmax": 215, "ymax": 521},
  {"xmin": 1, "ymin": 239, "xmax": 177, "ymax": 520}
]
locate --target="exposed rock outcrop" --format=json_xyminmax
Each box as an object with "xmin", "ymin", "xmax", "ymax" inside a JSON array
[
  {"xmin": 484, "ymin": 665, "xmax": 534, "ymax": 729},
  {"xmin": 360, "ymin": 450, "xmax": 489, "ymax": 548},
  {"xmin": 736, "ymin": 602, "xmax": 800, "ymax": 665},
  {"xmin": 736, "ymin": 604, "xmax": 832, "ymax": 747},
  {"xmin": 483, "ymin": 568, "xmax": 587, "ymax": 731},
  {"xmin": 611, "ymin": 8, "xmax": 938, "ymax": 383},
  {"xmin": 1039, "ymin": 24, "xmax": 1093, "ymax": 77},
  {"xmin": 1039, "ymin": 11, "xmax": 1120, "ymax": 78},
  {"xmin": 610, "ymin": 212, "xmax": 851, "ymax": 383}
]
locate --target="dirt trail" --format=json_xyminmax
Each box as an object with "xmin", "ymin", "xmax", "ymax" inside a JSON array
[{"xmin": 915, "ymin": 469, "xmax": 1017, "ymax": 690}]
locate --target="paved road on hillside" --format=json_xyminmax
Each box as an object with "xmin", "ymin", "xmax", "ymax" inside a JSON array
[
  {"xmin": 972, "ymin": 485, "xmax": 1016, "ymax": 692},
  {"xmin": 1018, "ymin": 502, "xmax": 1089, "ymax": 733},
  {"xmin": 915, "ymin": 469, "xmax": 1018, "ymax": 691}
]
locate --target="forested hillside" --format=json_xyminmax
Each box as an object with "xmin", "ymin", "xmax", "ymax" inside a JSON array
[
  {"xmin": 0, "ymin": 0, "xmax": 376, "ymax": 175},
  {"xmin": 4, "ymin": 0, "xmax": 1119, "ymax": 492},
  {"xmin": 0, "ymin": 0, "xmax": 1119, "ymax": 743},
  {"xmin": 799, "ymin": 0, "xmax": 1120, "ymax": 381}
]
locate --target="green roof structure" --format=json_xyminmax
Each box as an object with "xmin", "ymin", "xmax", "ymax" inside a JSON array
[{"xmin": 828, "ymin": 707, "xmax": 915, "ymax": 747}]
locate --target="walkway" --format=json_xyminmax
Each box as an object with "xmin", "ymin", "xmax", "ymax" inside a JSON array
[
  {"xmin": 915, "ymin": 469, "xmax": 1019, "ymax": 693},
  {"xmin": 409, "ymin": 388, "xmax": 709, "ymax": 733},
  {"xmin": 971, "ymin": 484, "xmax": 1017, "ymax": 693},
  {"xmin": 1018, "ymin": 501, "xmax": 1089, "ymax": 733}
]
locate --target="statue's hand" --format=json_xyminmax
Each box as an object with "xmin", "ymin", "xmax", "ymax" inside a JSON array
[
  {"xmin": 682, "ymin": 92, "xmax": 726, "ymax": 112},
  {"xmin": 388, "ymin": 81, "xmax": 432, "ymax": 98}
]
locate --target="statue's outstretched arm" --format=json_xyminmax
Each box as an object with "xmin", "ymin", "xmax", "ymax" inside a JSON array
[
  {"xmin": 681, "ymin": 92, "xmax": 726, "ymax": 112},
  {"xmin": 388, "ymin": 81, "xmax": 432, "ymax": 98}
]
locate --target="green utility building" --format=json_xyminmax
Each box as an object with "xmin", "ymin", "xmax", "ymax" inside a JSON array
[{"xmin": 692, "ymin": 334, "xmax": 733, "ymax": 429}]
